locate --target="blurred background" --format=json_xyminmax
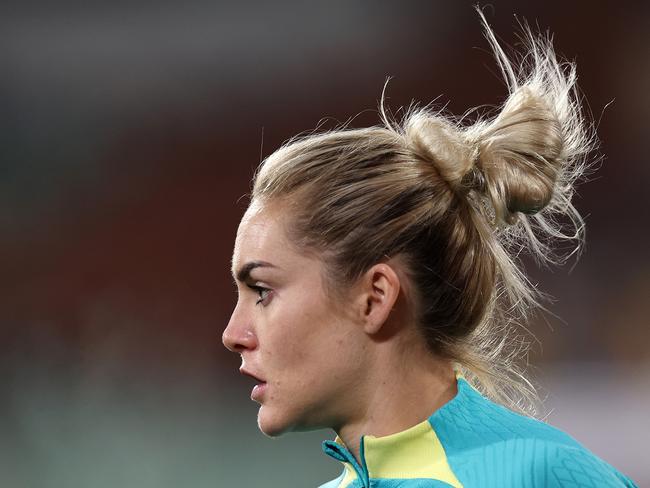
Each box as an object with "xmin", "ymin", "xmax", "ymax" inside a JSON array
[{"xmin": 1, "ymin": 0, "xmax": 648, "ymax": 486}]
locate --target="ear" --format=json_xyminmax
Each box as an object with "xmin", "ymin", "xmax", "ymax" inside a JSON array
[{"xmin": 356, "ymin": 262, "xmax": 401, "ymax": 335}]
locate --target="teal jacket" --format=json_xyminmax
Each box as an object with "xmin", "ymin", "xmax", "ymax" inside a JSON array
[{"xmin": 319, "ymin": 376, "xmax": 637, "ymax": 487}]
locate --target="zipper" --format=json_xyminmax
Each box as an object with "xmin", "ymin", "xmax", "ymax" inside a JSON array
[{"xmin": 321, "ymin": 438, "xmax": 370, "ymax": 487}]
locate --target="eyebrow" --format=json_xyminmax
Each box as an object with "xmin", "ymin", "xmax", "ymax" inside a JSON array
[{"xmin": 233, "ymin": 260, "xmax": 277, "ymax": 283}]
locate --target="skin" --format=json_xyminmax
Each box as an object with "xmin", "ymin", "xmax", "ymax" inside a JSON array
[{"xmin": 223, "ymin": 200, "xmax": 458, "ymax": 463}]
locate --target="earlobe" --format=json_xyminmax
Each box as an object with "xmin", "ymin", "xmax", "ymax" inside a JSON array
[{"xmin": 362, "ymin": 263, "xmax": 401, "ymax": 335}]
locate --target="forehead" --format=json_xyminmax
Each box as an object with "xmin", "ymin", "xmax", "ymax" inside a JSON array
[
  {"xmin": 231, "ymin": 201, "xmax": 347, "ymax": 308},
  {"xmin": 231, "ymin": 201, "xmax": 292, "ymax": 275}
]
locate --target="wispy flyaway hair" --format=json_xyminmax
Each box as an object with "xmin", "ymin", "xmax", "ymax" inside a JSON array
[{"xmin": 251, "ymin": 8, "xmax": 598, "ymax": 416}]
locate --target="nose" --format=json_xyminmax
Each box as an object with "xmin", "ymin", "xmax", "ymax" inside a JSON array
[{"xmin": 222, "ymin": 306, "xmax": 258, "ymax": 353}]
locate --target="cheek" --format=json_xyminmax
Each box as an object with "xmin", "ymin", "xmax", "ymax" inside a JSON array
[
  {"xmin": 256, "ymin": 310, "xmax": 364, "ymax": 433},
  {"xmin": 273, "ymin": 311, "xmax": 320, "ymax": 365},
  {"xmin": 266, "ymin": 298, "xmax": 343, "ymax": 367},
  {"xmin": 259, "ymin": 275, "xmax": 360, "ymax": 381}
]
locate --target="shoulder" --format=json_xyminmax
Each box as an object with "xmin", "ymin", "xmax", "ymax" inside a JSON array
[
  {"xmin": 430, "ymin": 378, "xmax": 582, "ymax": 451},
  {"xmin": 535, "ymin": 442, "xmax": 638, "ymax": 487},
  {"xmin": 429, "ymin": 379, "xmax": 638, "ymax": 487}
]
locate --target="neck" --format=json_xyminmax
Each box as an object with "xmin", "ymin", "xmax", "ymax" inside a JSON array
[{"xmin": 334, "ymin": 339, "xmax": 457, "ymax": 464}]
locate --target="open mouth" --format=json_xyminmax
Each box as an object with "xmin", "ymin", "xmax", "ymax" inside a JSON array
[{"xmin": 240, "ymin": 368, "xmax": 268, "ymax": 401}]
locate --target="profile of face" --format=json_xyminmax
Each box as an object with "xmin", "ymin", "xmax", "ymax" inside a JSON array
[{"xmin": 222, "ymin": 200, "xmax": 371, "ymax": 437}]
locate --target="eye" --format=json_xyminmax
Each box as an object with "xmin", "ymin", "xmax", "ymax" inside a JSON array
[{"xmin": 249, "ymin": 285, "xmax": 272, "ymax": 306}]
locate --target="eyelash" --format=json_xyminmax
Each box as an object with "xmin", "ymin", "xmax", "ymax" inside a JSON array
[{"xmin": 249, "ymin": 285, "xmax": 272, "ymax": 306}]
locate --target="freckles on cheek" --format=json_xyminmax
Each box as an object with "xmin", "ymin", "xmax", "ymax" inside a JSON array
[{"xmin": 279, "ymin": 342, "xmax": 309, "ymax": 366}]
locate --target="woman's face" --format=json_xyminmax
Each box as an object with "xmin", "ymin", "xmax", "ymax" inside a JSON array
[{"xmin": 223, "ymin": 200, "xmax": 367, "ymax": 436}]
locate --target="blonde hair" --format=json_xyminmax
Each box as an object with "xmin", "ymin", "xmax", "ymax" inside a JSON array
[{"xmin": 250, "ymin": 9, "xmax": 597, "ymax": 415}]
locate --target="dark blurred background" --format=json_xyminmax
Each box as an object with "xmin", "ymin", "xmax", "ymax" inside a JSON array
[{"xmin": 1, "ymin": 1, "xmax": 648, "ymax": 486}]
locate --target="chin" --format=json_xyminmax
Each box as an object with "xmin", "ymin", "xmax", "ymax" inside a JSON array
[
  {"xmin": 256, "ymin": 405, "xmax": 294, "ymax": 438},
  {"xmin": 257, "ymin": 403, "xmax": 327, "ymax": 438}
]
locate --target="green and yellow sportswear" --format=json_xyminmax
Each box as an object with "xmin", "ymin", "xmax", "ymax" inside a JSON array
[{"xmin": 319, "ymin": 375, "xmax": 637, "ymax": 487}]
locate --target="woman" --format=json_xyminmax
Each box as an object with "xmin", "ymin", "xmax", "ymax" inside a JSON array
[{"xmin": 222, "ymin": 9, "xmax": 637, "ymax": 488}]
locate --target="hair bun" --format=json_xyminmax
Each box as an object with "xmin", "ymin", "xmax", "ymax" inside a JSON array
[
  {"xmin": 405, "ymin": 113, "xmax": 477, "ymax": 192},
  {"xmin": 472, "ymin": 86, "xmax": 563, "ymax": 225}
]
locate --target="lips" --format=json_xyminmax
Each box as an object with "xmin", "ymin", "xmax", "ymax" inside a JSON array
[
  {"xmin": 240, "ymin": 367, "xmax": 268, "ymax": 402},
  {"xmin": 239, "ymin": 367, "xmax": 266, "ymax": 384}
]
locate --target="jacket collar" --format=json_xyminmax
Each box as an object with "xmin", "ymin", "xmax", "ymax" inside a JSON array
[{"xmin": 321, "ymin": 372, "xmax": 467, "ymax": 488}]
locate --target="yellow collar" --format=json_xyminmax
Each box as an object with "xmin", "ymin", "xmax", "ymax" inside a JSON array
[{"xmin": 323, "ymin": 373, "xmax": 466, "ymax": 487}]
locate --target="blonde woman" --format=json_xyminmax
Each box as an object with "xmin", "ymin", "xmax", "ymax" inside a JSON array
[{"xmin": 222, "ymin": 9, "xmax": 637, "ymax": 488}]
